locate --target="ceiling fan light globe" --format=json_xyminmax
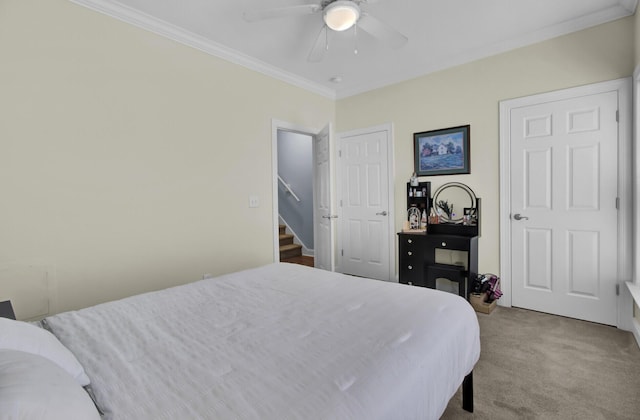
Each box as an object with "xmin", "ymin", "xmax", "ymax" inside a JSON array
[{"xmin": 324, "ymin": 1, "xmax": 360, "ymax": 32}]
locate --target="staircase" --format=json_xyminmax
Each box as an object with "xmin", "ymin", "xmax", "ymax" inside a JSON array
[{"xmin": 279, "ymin": 224, "xmax": 302, "ymax": 260}]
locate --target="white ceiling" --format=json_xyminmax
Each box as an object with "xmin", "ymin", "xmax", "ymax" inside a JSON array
[{"xmin": 72, "ymin": 0, "xmax": 637, "ymax": 99}]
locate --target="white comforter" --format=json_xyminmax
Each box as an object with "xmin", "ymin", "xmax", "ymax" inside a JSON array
[{"xmin": 45, "ymin": 263, "xmax": 480, "ymax": 420}]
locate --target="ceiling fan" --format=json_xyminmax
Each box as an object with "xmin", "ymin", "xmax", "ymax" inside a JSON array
[{"xmin": 243, "ymin": 0, "xmax": 408, "ymax": 62}]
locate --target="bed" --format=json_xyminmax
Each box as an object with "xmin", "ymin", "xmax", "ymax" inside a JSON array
[{"xmin": 0, "ymin": 262, "xmax": 480, "ymax": 419}]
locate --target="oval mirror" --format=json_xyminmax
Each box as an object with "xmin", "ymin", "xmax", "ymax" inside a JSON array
[{"xmin": 432, "ymin": 182, "xmax": 477, "ymax": 223}]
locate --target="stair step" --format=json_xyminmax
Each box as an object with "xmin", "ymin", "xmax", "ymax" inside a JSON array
[
  {"xmin": 279, "ymin": 243, "xmax": 302, "ymax": 260},
  {"xmin": 279, "ymin": 233, "xmax": 294, "ymax": 246},
  {"xmin": 278, "ymin": 224, "xmax": 286, "ymax": 235}
]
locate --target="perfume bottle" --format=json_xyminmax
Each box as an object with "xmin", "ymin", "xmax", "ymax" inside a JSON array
[{"xmin": 429, "ymin": 208, "xmax": 439, "ymax": 225}]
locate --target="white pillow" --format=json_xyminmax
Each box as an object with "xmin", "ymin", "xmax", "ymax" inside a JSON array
[
  {"xmin": 0, "ymin": 317, "xmax": 90, "ymax": 386},
  {"xmin": 0, "ymin": 350, "xmax": 100, "ymax": 420}
]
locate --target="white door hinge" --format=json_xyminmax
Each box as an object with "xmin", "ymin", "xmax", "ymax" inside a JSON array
[
  {"xmin": 338, "ymin": 150, "xmax": 342, "ymax": 157},
  {"xmin": 616, "ymin": 284, "xmax": 620, "ymax": 296},
  {"xmin": 341, "ymin": 249, "xmax": 344, "ymax": 256},
  {"xmin": 616, "ymin": 110, "xmax": 619, "ymax": 122},
  {"xmin": 616, "ymin": 197, "xmax": 620, "ymax": 210}
]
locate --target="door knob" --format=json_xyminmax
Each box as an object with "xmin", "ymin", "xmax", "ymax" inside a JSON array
[
  {"xmin": 513, "ymin": 213, "xmax": 529, "ymax": 221},
  {"xmin": 376, "ymin": 211, "xmax": 388, "ymax": 216}
]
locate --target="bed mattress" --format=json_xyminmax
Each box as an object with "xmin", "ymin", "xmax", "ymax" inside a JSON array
[{"xmin": 45, "ymin": 263, "xmax": 480, "ymax": 419}]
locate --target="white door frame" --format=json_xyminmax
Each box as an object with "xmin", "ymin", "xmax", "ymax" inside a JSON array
[
  {"xmin": 634, "ymin": 66, "xmax": 640, "ymax": 287},
  {"xmin": 335, "ymin": 123, "xmax": 396, "ymax": 280},
  {"xmin": 624, "ymin": 66, "xmax": 640, "ymax": 342},
  {"xmin": 499, "ymin": 78, "xmax": 632, "ymax": 327}
]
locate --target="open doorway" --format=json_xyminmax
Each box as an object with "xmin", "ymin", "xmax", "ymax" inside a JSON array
[
  {"xmin": 277, "ymin": 130, "xmax": 314, "ymax": 266},
  {"xmin": 271, "ymin": 120, "xmax": 334, "ymax": 271}
]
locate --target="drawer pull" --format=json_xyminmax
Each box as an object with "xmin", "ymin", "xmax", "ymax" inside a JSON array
[
  {"xmin": 407, "ymin": 239, "xmax": 413, "ymax": 244},
  {"xmin": 408, "ymin": 265, "xmax": 413, "ymax": 270},
  {"xmin": 407, "ymin": 251, "xmax": 412, "ymax": 256},
  {"xmin": 441, "ymin": 242, "xmax": 447, "ymax": 247}
]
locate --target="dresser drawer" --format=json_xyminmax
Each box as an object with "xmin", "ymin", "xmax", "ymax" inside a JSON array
[
  {"xmin": 399, "ymin": 246, "xmax": 421, "ymax": 260},
  {"xmin": 398, "ymin": 234, "xmax": 427, "ymax": 255},
  {"xmin": 423, "ymin": 235, "xmax": 470, "ymax": 251},
  {"xmin": 399, "ymin": 261, "xmax": 424, "ymax": 286},
  {"xmin": 398, "ymin": 233, "xmax": 427, "ymax": 286},
  {"xmin": 399, "ymin": 235, "xmax": 425, "ymax": 248}
]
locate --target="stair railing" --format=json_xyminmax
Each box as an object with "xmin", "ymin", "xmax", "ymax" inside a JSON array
[{"xmin": 277, "ymin": 175, "xmax": 301, "ymax": 202}]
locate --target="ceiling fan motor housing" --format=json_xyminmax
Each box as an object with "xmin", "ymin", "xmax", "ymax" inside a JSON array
[{"xmin": 323, "ymin": 0, "xmax": 361, "ymax": 31}]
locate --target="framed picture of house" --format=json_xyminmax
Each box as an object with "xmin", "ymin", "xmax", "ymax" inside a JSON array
[{"xmin": 413, "ymin": 125, "xmax": 470, "ymax": 176}]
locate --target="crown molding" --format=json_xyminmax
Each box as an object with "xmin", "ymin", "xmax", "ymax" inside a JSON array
[
  {"xmin": 618, "ymin": 0, "xmax": 638, "ymax": 13},
  {"xmin": 69, "ymin": 0, "xmax": 635, "ymax": 101},
  {"xmin": 334, "ymin": 1, "xmax": 637, "ymax": 99},
  {"xmin": 69, "ymin": 0, "xmax": 337, "ymax": 100}
]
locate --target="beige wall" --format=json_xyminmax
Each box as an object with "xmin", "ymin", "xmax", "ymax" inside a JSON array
[
  {"xmin": 336, "ymin": 17, "xmax": 635, "ymax": 277},
  {"xmin": 0, "ymin": 0, "xmax": 334, "ymax": 316}
]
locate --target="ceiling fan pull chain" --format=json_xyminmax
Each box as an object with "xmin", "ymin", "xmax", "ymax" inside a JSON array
[
  {"xmin": 354, "ymin": 24, "xmax": 358, "ymax": 55},
  {"xmin": 325, "ymin": 26, "xmax": 330, "ymax": 51}
]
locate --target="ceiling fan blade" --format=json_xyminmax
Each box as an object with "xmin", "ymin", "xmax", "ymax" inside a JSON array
[
  {"xmin": 243, "ymin": 4, "xmax": 321, "ymax": 22},
  {"xmin": 307, "ymin": 25, "xmax": 328, "ymax": 62},
  {"xmin": 357, "ymin": 13, "xmax": 408, "ymax": 49}
]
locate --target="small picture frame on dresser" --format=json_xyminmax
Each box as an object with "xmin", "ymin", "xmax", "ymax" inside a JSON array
[{"xmin": 463, "ymin": 207, "xmax": 478, "ymax": 225}]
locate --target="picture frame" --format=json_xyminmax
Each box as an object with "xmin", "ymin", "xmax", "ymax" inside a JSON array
[{"xmin": 413, "ymin": 125, "xmax": 470, "ymax": 176}]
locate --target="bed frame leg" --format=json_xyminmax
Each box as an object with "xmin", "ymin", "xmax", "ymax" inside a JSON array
[{"xmin": 462, "ymin": 371, "xmax": 473, "ymax": 413}]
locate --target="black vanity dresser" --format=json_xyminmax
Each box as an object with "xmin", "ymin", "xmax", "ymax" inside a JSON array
[
  {"xmin": 0, "ymin": 300, "xmax": 16, "ymax": 320},
  {"xmin": 398, "ymin": 182, "xmax": 480, "ymax": 300}
]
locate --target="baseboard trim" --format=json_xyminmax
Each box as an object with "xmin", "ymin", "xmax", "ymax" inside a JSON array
[
  {"xmin": 626, "ymin": 282, "xmax": 640, "ymax": 348},
  {"xmin": 631, "ymin": 319, "xmax": 640, "ymax": 350}
]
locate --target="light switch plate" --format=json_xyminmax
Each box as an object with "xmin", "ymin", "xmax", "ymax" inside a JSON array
[{"xmin": 249, "ymin": 195, "xmax": 259, "ymax": 208}]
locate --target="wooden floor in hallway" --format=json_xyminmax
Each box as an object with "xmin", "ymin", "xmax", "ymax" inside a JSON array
[{"xmin": 281, "ymin": 255, "xmax": 314, "ymax": 267}]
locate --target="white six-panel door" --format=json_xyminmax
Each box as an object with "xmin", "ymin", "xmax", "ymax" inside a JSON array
[
  {"xmin": 338, "ymin": 126, "xmax": 393, "ymax": 281},
  {"xmin": 313, "ymin": 124, "xmax": 333, "ymax": 271},
  {"xmin": 509, "ymin": 90, "xmax": 619, "ymax": 325}
]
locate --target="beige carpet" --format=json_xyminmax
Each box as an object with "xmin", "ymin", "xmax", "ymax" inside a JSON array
[{"xmin": 441, "ymin": 306, "xmax": 640, "ymax": 419}]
